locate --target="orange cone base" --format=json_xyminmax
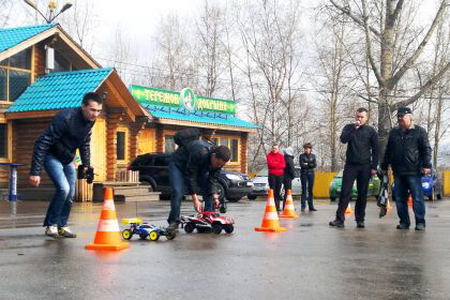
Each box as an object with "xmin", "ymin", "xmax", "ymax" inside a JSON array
[
  {"xmin": 255, "ymin": 226, "xmax": 287, "ymax": 232},
  {"xmin": 279, "ymin": 213, "xmax": 299, "ymax": 219},
  {"xmin": 85, "ymin": 242, "xmax": 129, "ymax": 251}
]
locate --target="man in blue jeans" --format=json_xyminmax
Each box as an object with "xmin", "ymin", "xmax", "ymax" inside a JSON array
[
  {"xmin": 381, "ymin": 107, "xmax": 432, "ymax": 231},
  {"xmin": 29, "ymin": 92, "xmax": 103, "ymax": 238},
  {"xmin": 167, "ymin": 139, "xmax": 231, "ymax": 233}
]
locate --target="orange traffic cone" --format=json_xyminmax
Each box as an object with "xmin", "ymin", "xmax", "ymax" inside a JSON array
[
  {"xmin": 408, "ymin": 194, "xmax": 413, "ymax": 206},
  {"xmin": 86, "ymin": 188, "xmax": 130, "ymax": 251},
  {"xmin": 345, "ymin": 202, "xmax": 354, "ymax": 214},
  {"xmin": 255, "ymin": 189, "xmax": 287, "ymax": 232},
  {"xmin": 279, "ymin": 189, "xmax": 299, "ymax": 219}
]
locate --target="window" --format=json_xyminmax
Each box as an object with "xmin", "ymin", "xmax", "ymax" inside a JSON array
[
  {"xmin": 212, "ymin": 136, "xmax": 239, "ymax": 163},
  {"xmin": 231, "ymin": 139, "xmax": 239, "ymax": 162},
  {"xmin": 0, "ymin": 48, "xmax": 32, "ymax": 102},
  {"xmin": 0, "ymin": 124, "xmax": 7, "ymax": 158},
  {"xmin": 53, "ymin": 51, "xmax": 70, "ymax": 72},
  {"xmin": 117, "ymin": 131, "xmax": 126, "ymax": 160},
  {"xmin": 165, "ymin": 135, "xmax": 176, "ymax": 153}
]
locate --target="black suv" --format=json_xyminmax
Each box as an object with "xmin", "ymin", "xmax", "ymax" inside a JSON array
[{"xmin": 128, "ymin": 153, "xmax": 253, "ymax": 202}]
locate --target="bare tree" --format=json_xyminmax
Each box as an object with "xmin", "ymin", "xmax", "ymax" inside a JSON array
[{"xmin": 327, "ymin": 0, "xmax": 450, "ymax": 158}]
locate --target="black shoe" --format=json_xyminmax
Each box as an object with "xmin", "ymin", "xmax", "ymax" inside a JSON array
[
  {"xmin": 396, "ymin": 223, "xmax": 410, "ymax": 230},
  {"xmin": 356, "ymin": 221, "xmax": 365, "ymax": 228},
  {"xmin": 309, "ymin": 207, "xmax": 317, "ymax": 212},
  {"xmin": 329, "ymin": 220, "xmax": 344, "ymax": 227},
  {"xmin": 415, "ymin": 223, "xmax": 426, "ymax": 231},
  {"xmin": 166, "ymin": 222, "xmax": 179, "ymax": 234}
]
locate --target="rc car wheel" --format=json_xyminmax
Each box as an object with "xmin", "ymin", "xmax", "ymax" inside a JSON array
[
  {"xmin": 121, "ymin": 229, "xmax": 133, "ymax": 240},
  {"xmin": 224, "ymin": 224, "xmax": 234, "ymax": 234},
  {"xmin": 149, "ymin": 231, "xmax": 160, "ymax": 241},
  {"xmin": 184, "ymin": 223, "xmax": 195, "ymax": 233},
  {"xmin": 212, "ymin": 223, "xmax": 222, "ymax": 234},
  {"xmin": 166, "ymin": 231, "xmax": 176, "ymax": 240},
  {"xmin": 139, "ymin": 233, "xmax": 148, "ymax": 240}
]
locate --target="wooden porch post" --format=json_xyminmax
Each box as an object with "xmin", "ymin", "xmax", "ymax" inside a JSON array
[
  {"xmin": 240, "ymin": 133, "xmax": 248, "ymax": 174},
  {"xmin": 106, "ymin": 108, "xmax": 125, "ymax": 181},
  {"xmin": 129, "ymin": 116, "xmax": 148, "ymax": 161}
]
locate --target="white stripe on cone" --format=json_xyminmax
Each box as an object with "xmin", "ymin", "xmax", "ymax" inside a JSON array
[
  {"xmin": 102, "ymin": 199, "xmax": 115, "ymax": 211},
  {"xmin": 263, "ymin": 212, "xmax": 279, "ymax": 220},
  {"xmin": 285, "ymin": 204, "xmax": 294, "ymax": 209},
  {"xmin": 96, "ymin": 219, "xmax": 120, "ymax": 232}
]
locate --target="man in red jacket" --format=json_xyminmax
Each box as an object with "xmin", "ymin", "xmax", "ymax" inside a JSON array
[{"xmin": 267, "ymin": 144, "xmax": 285, "ymax": 212}]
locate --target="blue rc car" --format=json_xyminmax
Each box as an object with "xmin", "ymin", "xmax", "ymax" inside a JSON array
[{"xmin": 121, "ymin": 218, "xmax": 176, "ymax": 241}]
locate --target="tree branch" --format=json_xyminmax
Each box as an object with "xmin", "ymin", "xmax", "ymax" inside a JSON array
[{"xmin": 389, "ymin": 0, "xmax": 449, "ymax": 89}]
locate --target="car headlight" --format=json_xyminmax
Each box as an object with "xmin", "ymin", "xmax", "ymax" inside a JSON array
[
  {"xmin": 225, "ymin": 174, "xmax": 241, "ymax": 181},
  {"xmin": 422, "ymin": 182, "xmax": 430, "ymax": 189}
]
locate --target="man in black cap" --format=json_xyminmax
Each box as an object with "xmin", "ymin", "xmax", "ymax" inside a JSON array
[
  {"xmin": 329, "ymin": 107, "xmax": 379, "ymax": 228},
  {"xmin": 381, "ymin": 107, "xmax": 432, "ymax": 231}
]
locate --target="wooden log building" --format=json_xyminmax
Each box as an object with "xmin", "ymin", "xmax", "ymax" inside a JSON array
[{"xmin": 0, "ymin": 24, "xmax": 257, "ymax": 200}]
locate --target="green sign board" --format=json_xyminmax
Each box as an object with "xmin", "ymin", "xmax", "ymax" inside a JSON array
[{"xmin": 130, "ymin": 86, "xmax": 236, "ymax": 114}]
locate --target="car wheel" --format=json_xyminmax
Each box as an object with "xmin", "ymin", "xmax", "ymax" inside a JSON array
[
  {"xmin": 149, "ymin": 231, "xmax": 160, "ymax": 241},
  {"xmin": 247, "ymin": 195, "xmax": 257, "ymax": 200},
  {"xmin": 227, "ymin": 197, "xmax": 241, "ymax": 202},
  {"xmin": 330, "ymin": 197, "xmax": 336, "ymax": 202},
  {"xmin": 212, "ymin": 223, "xmax": 222, "ymax": 234},
  {"xmin": 139, "ymin": 233, "xmax": 148, "ymax": 240},
  {"xmin": 184, "ymin": 223, "xmax": 194, "ymax": 234},
  {"xmin": 121, "ymin": 229, "xmax": 133, "ymax": 240},
  {"xmin": 224, "ymin": 224, "xmax": 234, "ymax": 234}
]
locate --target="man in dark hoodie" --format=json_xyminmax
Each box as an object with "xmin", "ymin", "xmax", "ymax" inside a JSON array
[
  {"xmin": 29, "ymin": 92, "xmax": 102, "ymax": 238},
  {"xmin": 167, "ymin": 139, "xmax": 231, "ymax": 233},
  {"xmin": 282, "ymin": 146, "xmax": 296, "ymax": 210},
  {"xmin": 329, "ymin": 107, "xmax": 378, "ymax": 228}
]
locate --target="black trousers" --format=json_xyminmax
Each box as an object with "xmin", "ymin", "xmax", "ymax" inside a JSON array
[
  {"xmin": 269, "ymin": 174, "xmax": 283, "ymax": 211},
  {"xmin": 335, "ymin": 163, "xmax": 371, "ymax": 222},
  {"xmin": 282, "ymin": 178, "xmax": 293, "ymax": 209}
]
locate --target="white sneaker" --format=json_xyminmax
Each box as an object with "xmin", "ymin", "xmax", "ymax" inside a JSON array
[
  {"xmin": 45, "ymin": 225, "xmax": 59, "ymax": 237},
  {"xmin": 58, "ymin": 226, "xmax": 77, "ymax": 238}
]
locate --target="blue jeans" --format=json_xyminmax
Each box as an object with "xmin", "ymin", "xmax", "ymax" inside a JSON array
[
  {"xmin": 394, "ymin": 175, "xmax": 426, "ymax": 226},
  {"xmin": 300, "ymin": 172, "xmax": 315, "ymax": 209},
  {"xmin": 43, "ymin": 154, "xmax": 76, "ymax": 227},
  {"xmin": 167, "ymin": 161, "xmax": 213, "ymax": 224}
]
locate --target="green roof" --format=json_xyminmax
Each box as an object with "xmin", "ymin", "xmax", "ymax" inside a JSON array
[
  {"xmin": 0, "ymin": 24, "xmax": 56, "ymax": 53},
  {"xmin": 6, "ymin": 68, "xmax": 113, "ymax": 113},
  {"xmin": 141, "ymin": 103, "xmax": 258, "ymax": 129}
]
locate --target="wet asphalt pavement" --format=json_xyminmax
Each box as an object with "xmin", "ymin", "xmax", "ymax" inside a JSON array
[{"xmin": 1, "ymin": 198, "xmax": 450, "ymax": 300}]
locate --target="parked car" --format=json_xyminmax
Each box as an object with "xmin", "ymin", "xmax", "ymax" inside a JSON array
[
  {"xmin": 247, "ymin": 167, "xmax": 302, "ymax": 200},
  {"xmin": 328, "ymin": 169, "xmax": 381, "ymax": 201},
  {"xmin": 392, "ymin": 168, "xmax": 443, "ymax": 201},
  {"xmin": 128, "ymin": 153, "xmax": 253, "ymax": 202}
]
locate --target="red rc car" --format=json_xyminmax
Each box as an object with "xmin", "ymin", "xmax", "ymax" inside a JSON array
[{"xmin": 180, "ymin": 212, "xmax": 235, "ymax": 234}]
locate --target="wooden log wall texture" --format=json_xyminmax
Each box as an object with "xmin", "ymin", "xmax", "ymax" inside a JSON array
[
  {"xmin": 13, "ymin": 118, "xmax": 52, "ymax": 187},
  {"xmin": 240, "ymin": 133, "xmax": 248, "ymax": 174},
  {"xmin": 105, "ymin": 110, "xmax": 123, "ymax": 181}
]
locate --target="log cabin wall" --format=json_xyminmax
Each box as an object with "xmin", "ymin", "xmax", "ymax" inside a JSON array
[
  {"xmin": 13, "ymin": 118, "xmax": 52, "ymax": 187},
  {"xmin": 105, "ymin": 108, "xmax": 124, "ymax": 181}
]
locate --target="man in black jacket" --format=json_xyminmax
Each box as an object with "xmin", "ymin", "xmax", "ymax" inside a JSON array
[
  {"xmin": 29, "ymin": 92, "xmax": 102, "ymax": 238},
  {"xmin": 167, "ymin": 140, "xmax": 231, "ymax": 232},
  {"xmin": 329, "ymin": 107, "xmax": 379, "ymax": 228},
  {"xmin": 299, "ymin": 143, "xmax": 317, "ymax": 211},
  {"xmin": 381, "ymin": 107, "xmax": 432, "ymax": 231}
]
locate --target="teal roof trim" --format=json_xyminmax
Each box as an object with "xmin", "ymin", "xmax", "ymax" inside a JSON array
[
  {"xmin": 0, "ymin": 24, "xmax": 57, "ymax": 53},
  {"xmin": 142, "ymin": 104, "xmax": 258, "ymax": 129},
  {"xmin": 6, "ymin": 68, "xmax": 113, "ymax": 113}
]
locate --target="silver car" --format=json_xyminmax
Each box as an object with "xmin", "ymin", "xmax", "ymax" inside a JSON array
[{"xmin": 247, "ymin": 167, "xmax": 302, "ymax": 200}]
